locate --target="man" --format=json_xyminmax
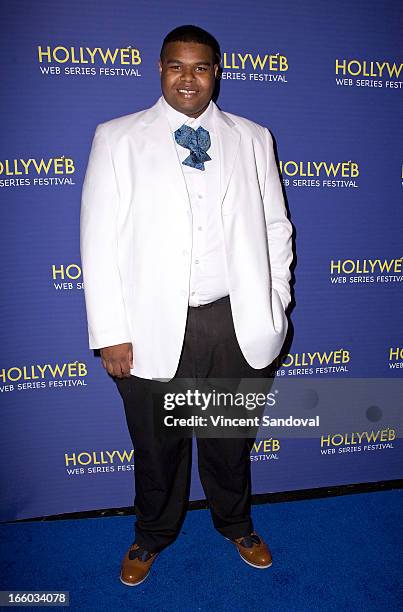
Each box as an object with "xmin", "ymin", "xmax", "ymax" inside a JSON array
[{"xmin": 80, "ymin": 25, "xmax": 293, "ymax": 586}]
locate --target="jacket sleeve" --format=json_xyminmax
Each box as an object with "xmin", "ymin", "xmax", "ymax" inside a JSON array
[
  {"xmin": 80, "ymin": 123, "xmax": 131, "ymax": 349},
  {"xmin": 263, "ymin": 127, "xmax": 293, "ymax": 310}
]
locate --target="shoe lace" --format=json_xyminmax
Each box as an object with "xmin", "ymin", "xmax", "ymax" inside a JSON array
[
  {"xmin": 129, "ymin": 545, "xmax": 154, "ymax": 562},
  {"xmin": 238, "ymin": 534, "xmax": 261, "ymax": 548}
]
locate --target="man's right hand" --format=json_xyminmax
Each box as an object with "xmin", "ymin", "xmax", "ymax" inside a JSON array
[{"xmin": 100, "ymin": 343, "xmax": 133, "ymax": 378}]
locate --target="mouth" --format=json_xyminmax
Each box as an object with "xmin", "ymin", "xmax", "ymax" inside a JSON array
[{"xmin": 177, "ymin": 88, "xmax": 198, "ymax": 98}]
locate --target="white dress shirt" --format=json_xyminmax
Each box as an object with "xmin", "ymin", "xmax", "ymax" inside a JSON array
[{"xmin": 161, "ymin": 96, "xmax": 229, "ymax": 306}]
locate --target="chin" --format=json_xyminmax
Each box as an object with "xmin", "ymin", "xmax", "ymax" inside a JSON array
[
  {"xmin": 180, "ymin": 105, "xmax": 199, "ymax": 114},
  {"xmin": 175, "ymin": 103, "xmax": 199, "ymax": 115}
]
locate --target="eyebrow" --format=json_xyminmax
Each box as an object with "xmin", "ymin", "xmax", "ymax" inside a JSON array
[{"xmin": 165, "ymin": 59, "xmax": 212, "ymax": 65}]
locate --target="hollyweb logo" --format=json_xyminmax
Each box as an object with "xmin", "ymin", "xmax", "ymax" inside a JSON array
[
  {"xmin": 0, "ymin": 156, "xmax": 75, "ymax": 188},
  {"xmin": 52, "ymin": 264, "xmax": 83, "ymax": 291},
  {"xmin": 329, "ymin": 258, "xmax": 403, "ymax": 285},
  {"xmin": 64, "ymin": 449, "xmax": 134, "ymax": 476},
  {"xmin": 272, "ymin": 349, "xmax": 351, "ymax": 376},
  {"xmin": 0, "ymin": 361, "xmax": 88, "ymax": 393},
  {"xmin": 221, "ymin": 50, "xmax": 288, "ymax": 84},
  {"xmin": 335, "ymin": 58, "xmax": 402, "ymax": 89},
  {"xmin": 320, "ymin": 428, "xmax": 396, "ymax": 455},
  {"xmin": 388, "ymin": 347, "xmax": 403, "ymax": 370},
  {"xmin": 280, "ymin": 160, "xmax": 359, "ymax": 189},
  {"xmin": 37, "ymin": 45, "xmax": 142, "ymax": 77}
]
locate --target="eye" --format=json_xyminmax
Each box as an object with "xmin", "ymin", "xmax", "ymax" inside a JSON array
[
  {"xmin": 195, "ymin": 66, "xmax": 208, "ymax": 72},
  {"xmin": 170, "ymin": 65, "xmax": 181, "ymax": 70}
]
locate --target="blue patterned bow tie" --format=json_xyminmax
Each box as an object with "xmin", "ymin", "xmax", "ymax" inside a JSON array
[{"xmin": 174, "ymin": 124, "xmax": 211, "ymax": 171}]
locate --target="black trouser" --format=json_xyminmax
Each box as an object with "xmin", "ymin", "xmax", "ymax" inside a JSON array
[{"xmin": 114, "ymin": 296, "xmax": 272, "ymax": 553}]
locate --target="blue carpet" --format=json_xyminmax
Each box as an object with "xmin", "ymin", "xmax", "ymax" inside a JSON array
[{"xmin": 1, "ymin": 490, "xmax": 402, "ymax": 611}]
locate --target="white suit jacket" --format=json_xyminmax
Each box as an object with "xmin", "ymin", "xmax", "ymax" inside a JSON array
[{"xmin": 80, "ymin": 97, "xmax": 293, "ymax": 380}]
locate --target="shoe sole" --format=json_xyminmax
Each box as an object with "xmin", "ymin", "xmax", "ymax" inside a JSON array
[
  {"xmin": 237, "ymin": 550, "xmax": 272, "ymax": 569},
  {"xmin": 120, "ymin": 571, "xmax": 150, "ymax": 587},
  {"xmin": 225, "ymin": 537, "xmax": 272, "ymax": 569}
]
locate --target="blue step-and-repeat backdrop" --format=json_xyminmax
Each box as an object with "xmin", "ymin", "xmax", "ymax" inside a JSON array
[{"xmin": 1, "ymin": 0, "xmax": 402, "ymax": 521}]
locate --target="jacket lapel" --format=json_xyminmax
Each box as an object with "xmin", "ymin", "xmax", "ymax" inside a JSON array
[
  {"xmin": 212, "ymin": 104, "xmax": 241, "ymax": 204},
  {"xmin": 138, "ymin": 99, "xmax": 190, "ymax": 208}
]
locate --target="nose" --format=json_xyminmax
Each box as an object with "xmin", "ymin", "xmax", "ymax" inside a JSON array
[{"xmin": 180, "ymin": 66, "xmax": 194, "ymax": 82}]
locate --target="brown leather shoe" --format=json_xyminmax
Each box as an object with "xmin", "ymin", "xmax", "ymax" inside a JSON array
[
  {"xmin": 230, "ymin": 532, "xmax": 272, "ymax": 569},
  {"xmin": 120, "ymin": 543, "xmax": 159, "ymax": 586}
]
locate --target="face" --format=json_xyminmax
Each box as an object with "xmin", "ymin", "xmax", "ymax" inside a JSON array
[{"xmin": 159, "ymin": 41, "xmax": 219, "ymax": 118}]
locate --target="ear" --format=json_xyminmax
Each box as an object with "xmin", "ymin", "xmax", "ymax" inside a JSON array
[{"xmin": 158, "ymin": 59, "xmax": 163, "ymax": 74}]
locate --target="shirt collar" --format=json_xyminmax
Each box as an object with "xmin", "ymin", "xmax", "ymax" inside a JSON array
[{"xmin": 160, "ymin": 95, "xmax": 214, "ymax": 134}]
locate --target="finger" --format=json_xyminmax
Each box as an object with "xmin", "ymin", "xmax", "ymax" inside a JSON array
[
  {"xmin": 106, "ymin": 359, "xmax": 122, "ymax": 378},
  {"xmin": 121, "ymin": 358, "xmax": 131, "ymax": 378}
]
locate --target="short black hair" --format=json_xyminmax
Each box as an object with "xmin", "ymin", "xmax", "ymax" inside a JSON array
[{"xmin": 160, "ymin": 25, "xmax": 221, "ymax": 64}]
